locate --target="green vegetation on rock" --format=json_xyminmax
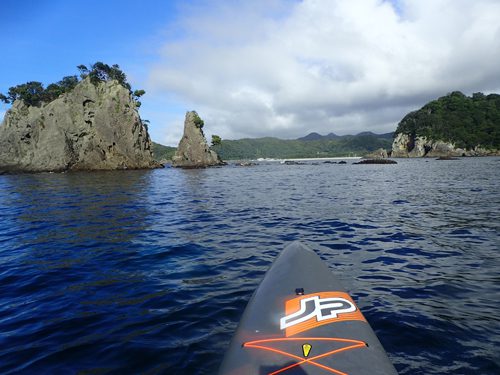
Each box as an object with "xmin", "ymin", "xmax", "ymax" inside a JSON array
[
  {"xmin": 78, "ymin": 62, "xmax": 131, "ymax": 91},
  {"xmin": 1, "ymin": 62, "xmax": 144, "ymax": 108},
  {"xmin": 0, "ymin": 77, "xmax": 78, "ymax": 107},
  {"xmin": 211, "ymin": 135, "xmax": 222, "ymax": 147},
  {"xmin": 192, "ymin": 111, "xmax": 204, "ymax": 129},
  {"xmin": 395, "ymin": 91, "xmax": 500, "ymax": 149}
]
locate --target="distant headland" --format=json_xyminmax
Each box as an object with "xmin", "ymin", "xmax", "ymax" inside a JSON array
[{"xmin": 391, "ymin": 91, "xmax": 500, "ymax": 157}]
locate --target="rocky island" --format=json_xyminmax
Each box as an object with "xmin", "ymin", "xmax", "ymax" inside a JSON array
[
  {"xmin": 391, "ymin": 91, "xmax": 500, "ymax": 157},
  {"xmin": 172, "ymin": 111, "xmax": 224, "ymax": 168},
  {"xmin": 0, "ymin": 63, "xmax": 159, "ymax": 173}
]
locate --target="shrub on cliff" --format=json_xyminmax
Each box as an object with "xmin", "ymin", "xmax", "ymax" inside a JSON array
[
  {"xmin": 79, "ymin": 62, "xmax": 131, "ymax": 91},
  {"xmin": 211, "ymin": 135, "xmax": 222, "ymax": 147},
  {"xmin": 192, "ymin": 111, "xmax": 204, "ymax": 129}
]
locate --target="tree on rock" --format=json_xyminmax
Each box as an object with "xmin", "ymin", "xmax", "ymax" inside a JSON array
[
  {"xmin": 211, "ymin": 135, "xmax": 222, "ymax": 147},
  {"xmin": 42, "ymin": 76, "xmax": 79, "ymax": 102},
  {"xmin": 133, "ymin": 89, "xmax": 145, "ymax": 98},
  {"xmin": 43, "ymin": 83, "xmax": 65, "ymax": 102},
  {"xmin": 133, "ymin": 90, "xmax": 146, "ymax": 108},
  {"xmin": 0, "ymin": 62, "xmax": 145, "ymax": 108},
  {"xmin": 1, "ymin": 81, "xmax": 45, "ymax": 106},
  {"xmin": 88, "ymin": 62, "xmax": 131, "ymax": 91},
  {"xmin": 58, "ymin": 76, "xmax": 79, "ymax": 91},
  {"xmin": 0, "ymin": 93, "xmax": 9, "ymax": 103},
  {"xmin": 77, "ymin": 65, "xmax": 89, "ymax": 78},
  {"xmin": 192, "ymin": 111, "xmax": 204, "ymax": 129}
]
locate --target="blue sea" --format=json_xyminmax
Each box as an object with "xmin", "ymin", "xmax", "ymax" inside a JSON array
[{"xmin": 0, "ymin": 158, "xmax": 499, "ymax": 374}]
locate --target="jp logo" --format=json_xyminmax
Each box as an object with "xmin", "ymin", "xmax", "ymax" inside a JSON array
[{"xmin": 280, "ymin": 295, "xmax": 356, "ymax": 330}]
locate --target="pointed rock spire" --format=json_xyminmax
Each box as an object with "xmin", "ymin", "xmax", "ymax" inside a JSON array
[{"xmin": 172, "ymin": 111, "xmax": 224, "ymax": 168}]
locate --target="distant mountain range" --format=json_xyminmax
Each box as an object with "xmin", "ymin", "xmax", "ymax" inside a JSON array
[
  {"xmin": 297, "ymin": 132, "xmax": 340, "ymax": 141},
  {"xmin": 153, "ymin": 131, "xmax": 394, "ymax": 161}
]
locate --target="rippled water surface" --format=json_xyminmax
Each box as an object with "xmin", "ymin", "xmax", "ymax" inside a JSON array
[{"xmin": 0, "ymin": 158, "xmax": 499, "ymax": 374}]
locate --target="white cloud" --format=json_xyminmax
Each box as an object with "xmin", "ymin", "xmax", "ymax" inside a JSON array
[{"xmin": 147, "ymin": 0, "xmax": 500, "ymax": 144}]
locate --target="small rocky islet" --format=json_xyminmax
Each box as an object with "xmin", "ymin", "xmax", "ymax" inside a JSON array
[
  {"xmin": 354, "ymin": 159, "xmax": 397, "ymax": 165},
  {"xmin": 171, "ymin": 111, "xmax": 225, "ymax": 168}
]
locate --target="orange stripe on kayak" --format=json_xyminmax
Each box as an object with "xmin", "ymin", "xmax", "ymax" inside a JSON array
[{"xmin": 243, "ymin": 337, "xmax": 367, "ymax": 375}]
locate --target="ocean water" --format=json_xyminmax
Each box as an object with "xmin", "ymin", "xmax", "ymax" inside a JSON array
[{"xmin": 0, "ymin": 158, "xmax": 499, "ymax": 374}]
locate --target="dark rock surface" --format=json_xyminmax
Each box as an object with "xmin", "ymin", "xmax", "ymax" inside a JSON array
[
  {"xmin": 354, "ymin": 159, "xmax": 397, "ymax": 165},
  {"xmin": 436, "ymin": 156, "xmax": 460, "ymax": 160}
]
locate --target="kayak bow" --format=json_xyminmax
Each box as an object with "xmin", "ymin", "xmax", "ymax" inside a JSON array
[{"xmin": 219, "ymin": 241, "xmax": 397, "ymax": 375}]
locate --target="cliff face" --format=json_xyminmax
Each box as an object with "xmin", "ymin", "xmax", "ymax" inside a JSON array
[
  {"xmin": 0, "ymin": 78, "xmax": 159, "ymax": 172},
  {"xmin": 172, "ymin": 111, "xmax": 224, "ymax": 168},
  {"xmin": 391, "ymin": 133, "xmax": 499, "ymax": 157}
]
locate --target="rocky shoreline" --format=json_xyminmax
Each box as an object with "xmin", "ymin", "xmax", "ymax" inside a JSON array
[{"xmin": 391, "ymin": 133, "xmax": 500, "ymax": 158}]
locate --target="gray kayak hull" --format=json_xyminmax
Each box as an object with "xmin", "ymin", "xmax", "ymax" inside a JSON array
[{"xmin": 219, "ymin": 241, "xmax": 397, "ymax": 375}]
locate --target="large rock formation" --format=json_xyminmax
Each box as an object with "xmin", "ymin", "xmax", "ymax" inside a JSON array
[
  {"xmin": 172, "ymin": 111, "xmax": 224, "ymax": 168},
  {"xmin": 0, "ymin": 78, "xmax": 159, "ymax": 173},
  {"xmin": 391, "ymin": 133, "xmax": 499, "ymax": 157}
]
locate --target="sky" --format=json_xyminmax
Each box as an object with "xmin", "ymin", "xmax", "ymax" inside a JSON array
[{"xmin": 1, "ymin": 0, "xmax": 500, "ymax": 146}]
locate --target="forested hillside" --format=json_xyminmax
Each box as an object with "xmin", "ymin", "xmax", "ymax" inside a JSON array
[
  {"xmin": 152, "ymin": 142, "xmax": 176, "ymax": 161},
  {"xmin": 210, "ymin": 133, "xmax": 393, "ymax": 159},
  {"xmin": 154, "ymin": 132, "xmax": 393, "ymax": 161},
  {"xmin": 395, "ymin": 91, "xmax": 500, "ymax": 149}
]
